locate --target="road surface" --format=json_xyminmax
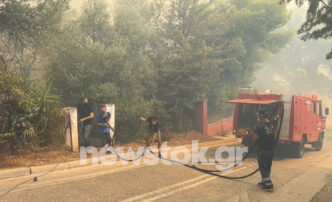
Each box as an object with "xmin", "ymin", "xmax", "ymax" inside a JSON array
[{"xmin": 1, "ymin": 130, "xmax": 332, "ymax": 202}]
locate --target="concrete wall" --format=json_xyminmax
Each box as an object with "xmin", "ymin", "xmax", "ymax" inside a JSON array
[
  {"xmin": 105, "ymin": 104, "xmax": 115, "ymax": 138},
  {"xmin": 63, "ymin": 107, "xmax": 79, "ymax": 152},
  {"xmin": 207, "ymin": 118, "xmax": 233, "ymax": 136},
  {"xmin": 196, "ymin": 101, "xmax": 233, "ymax": 136},
  {"xmin": 195, "ymin": 101, "xmax": 208, "ymax": 135}
]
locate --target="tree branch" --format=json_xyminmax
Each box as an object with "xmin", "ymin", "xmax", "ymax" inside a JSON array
[{"xmin": 318, "ymin": 0, "xmax": 330, "ymax": 10}]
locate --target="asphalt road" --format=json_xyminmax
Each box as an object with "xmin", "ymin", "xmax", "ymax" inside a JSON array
[{"xmin": 1, "ymin": 130, "xmax": 332, "ymax": 202}]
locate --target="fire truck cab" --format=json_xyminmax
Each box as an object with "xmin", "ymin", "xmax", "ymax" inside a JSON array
[{"xmin": 228, "ymin": 88, "xmax": 329, "ymax": 158}]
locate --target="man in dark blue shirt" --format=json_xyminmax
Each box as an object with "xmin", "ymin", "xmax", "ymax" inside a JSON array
[
  {"xmin": 96, "ymin": 104, "xmax": 112, "ymax": 154},
  {"xmin": 77, "ymin": 98, "xmax": 94, "ymax": 147}
]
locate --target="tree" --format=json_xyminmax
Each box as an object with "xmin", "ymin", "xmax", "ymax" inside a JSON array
[
  {"xmin": 0, "ymin": 0, "xmax": 68, "ymax": 153},
  {"xmin": 47, "ymin": 0, "xmax": 156, "ymax": 136},
  {"xmin": 79, "ymin": 0, "xmax": 112, "ymax": 44},
  {"xmin": 205, "ymin": 0, "xmax": 293, "ymax": 119},
  {"xmin": 48, "ymin": 0, "xmax": 293, "ymax": 134},
  {"xmin": 0, "ymin": 0, "xmax": 68, "ymax": 77},
  {"xmin": 148, "ymin": 0, "xmax": 226, "ymax": 130},
  {"xmin": 150, "ymin": 0, "xmax": 292, "ymax": 128},
  {"xmin": 282, "ymin": 0, "xmax": 332, "ymax": 59}
]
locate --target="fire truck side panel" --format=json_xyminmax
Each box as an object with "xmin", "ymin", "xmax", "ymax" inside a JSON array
[
  {"xmin": 292, "ymin": 96, "xmax": 322, "ymax": 143},
  {"xmin": 279, "ymin": 100, "xmax": 291, "ymax": 141},
  {"xmin": 289, "ymin": 96, "xmax": 295, "ymax": 141},
  {"xmin": 233, "ymin": 104, "xmax": 239, "ymax": 136},
  {"xmin": 293, "ymin": 96, "xmax": 300, "ymax": 142},
  {"xmin": 305, "ymin": 98, "xmax": 312, "ymax": 140},
  {"xmin": 317, "ymin": 101, "xmax": 323, "ymax": 140},
  {"xmin": 293, "ymin": 96, "xmax": 307, "ymax": 142},
  {"xmin": 309, "ymin": 99, "xmax": 323, "ymax": 143},
  {"xmin": 309, "ymin": 100, "xmax": 318, "ymax": 142}
]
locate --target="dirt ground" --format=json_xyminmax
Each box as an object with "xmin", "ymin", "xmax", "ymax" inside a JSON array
[
  {"xmin": 0, "ymin": 131, "xmax": 226, "ymax": 170},
  {"xmin": 162, "ymin": 130, "xmax": 219, "ymax": 146},
  {"xmin": 0, "ymin": 146, "xmax": 80, "ymax": 169},
  {"xmin": 311, "ymin": 173, "xmax": 332, "ymax": 202}
]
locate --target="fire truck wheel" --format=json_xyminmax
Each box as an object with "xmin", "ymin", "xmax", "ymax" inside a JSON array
[
  {"xmin": 313, "ymin": 133, "xmax": 324, "ymax": 151},
  {"xmin": 293, "ymin": 137, "xmax": 305, "ymax": 158}
]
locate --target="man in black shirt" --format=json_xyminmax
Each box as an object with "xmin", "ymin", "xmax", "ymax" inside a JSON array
[
  {"xmin": 140, "ymin": 116, "xmax": 161, "ymax": 147},
  {"xmin": 254, "ymin": 108, "xmax": 278, "ymax": 192},
  {"xmin": 77, "ymin": 98, "xmax": 94, "ymax": 147}
]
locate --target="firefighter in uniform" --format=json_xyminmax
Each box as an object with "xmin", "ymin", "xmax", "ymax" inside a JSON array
[{"xmin": 254, "ymin": 108, "xmax": 278, "ymax": 192}]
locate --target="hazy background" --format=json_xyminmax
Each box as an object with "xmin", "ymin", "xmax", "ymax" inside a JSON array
[
  {"xmin": 70, "ymin": 0, "xmax": 332, "ymax": 98},
  {"xmin": 2, "ymin": 0, "xmax": 331, "ymax": 153},
  {"xmin": 252, "ymin": 2, "xmax": 332, "ymax": 126},
  {"xmin": 69, "ymin": 0, "xmax": 332, "ymax": 125}
]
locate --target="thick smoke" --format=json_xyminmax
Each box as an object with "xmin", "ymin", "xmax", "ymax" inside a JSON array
[{"xmin": 252, "ymin": 3, "xmax": 332, "ymax": 127}]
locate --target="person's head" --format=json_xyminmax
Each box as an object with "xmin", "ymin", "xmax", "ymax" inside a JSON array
[
  {"xmin": 82, "ymin": 97, "xmax": 88, "ymax": 104},
  {"xmin": 256, "ymin": 109, "xmax": 268, "ymax": 122},
  {"xmin": 151, "ymin": 116, "xmax": 158, "ymax": 125},
  {"xmin": 100, "ymin": 104, "xmax": 107, "ymax": 114}
]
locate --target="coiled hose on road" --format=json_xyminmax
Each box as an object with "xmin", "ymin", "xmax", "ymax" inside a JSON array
[{"xmin": 148, "ymin": 103, "xmax": 284, "ymax": 180}]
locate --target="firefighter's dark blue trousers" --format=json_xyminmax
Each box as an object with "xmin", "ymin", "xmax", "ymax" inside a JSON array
[{"xmin": 257, "ymin": 149, "xmax": 274, "ymax": 185}]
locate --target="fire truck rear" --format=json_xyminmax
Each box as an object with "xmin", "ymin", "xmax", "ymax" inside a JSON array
[{"xmin": 228, "ymin": 88, "xmax": 329, "ymax": 158}]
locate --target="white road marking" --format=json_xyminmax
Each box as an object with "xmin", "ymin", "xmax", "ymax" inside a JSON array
[
  {"xmin": 0, "ymin": 163, "xmax": 147, "ymax": 194},
  {"xmin": 240, "ymin": 190, "xmax": 250, "ymax": 202},
  {"xmin": 121, "ymin": 165, "xmax": 255, "ymax": 202},
  {"xmin": 225, "ymin": 190, "xmax": 249, "ymax": 202}
]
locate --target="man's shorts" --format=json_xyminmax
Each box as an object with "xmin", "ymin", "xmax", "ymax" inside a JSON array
[{"xmin": 148, "ymin": 130, "xmax": 161, "ymax": 141}]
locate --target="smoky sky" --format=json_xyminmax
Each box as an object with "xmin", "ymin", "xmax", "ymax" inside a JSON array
[{"xmin": 252, "ymin": 3, "xmax": 332, "ymax": 99}]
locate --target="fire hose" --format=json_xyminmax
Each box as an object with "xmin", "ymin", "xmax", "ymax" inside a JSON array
[
  {"xmin": 104, "ymin": 103, "xmax": 284, "ymax": 179},
  {"xmin": 148, "ymin": 103, "xmax": 284, "ymax": 180},
  {"xmin": 0, "ymin": 104, "xmax": 284, "ymax": 199}
]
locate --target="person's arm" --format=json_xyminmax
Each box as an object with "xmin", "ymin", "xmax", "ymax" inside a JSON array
[
  {"xmin": 80, "ymin": 112, "xmax": 94, "ymax": 122},
  {"xmin": 106, "ymin": 113, "xmax": 111, "ymax": 126},
  {"xmin": 77, "ymin": 106, "xmax": 82, "ymax": 119},
  {"xmin": 96, "ymin": 115, "xmax": 103, "ymax": 126},
  {"xmin": 140, "ymin": 116, "xmax": 147, "ymax": 122},
  {"xmin": 253, "ymin": 125, "xmax": 261, "ymax": 141}
]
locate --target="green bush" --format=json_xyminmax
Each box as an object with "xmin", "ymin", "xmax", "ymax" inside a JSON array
[{"xmin": 0, "ymin": 66, "xmax": 62, "ymax": 153}]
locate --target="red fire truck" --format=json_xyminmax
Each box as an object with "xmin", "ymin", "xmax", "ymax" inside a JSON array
[{"xmin": 228, "ymin": 88, "xmax": 329, "ymax": 158}]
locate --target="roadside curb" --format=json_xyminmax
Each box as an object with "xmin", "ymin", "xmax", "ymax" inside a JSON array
[
  {"xmin": 0, "ymin": 168, "xmax": 30, "ymax": 180},
  {"xmin": 0, "ymin": 137, "xmax": 241, "ymax": 181}
]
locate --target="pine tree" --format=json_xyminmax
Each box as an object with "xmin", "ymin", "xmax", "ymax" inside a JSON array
[{"xmin": 282, "ymin": 0, "xmax": 332, "ymax": 59}]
